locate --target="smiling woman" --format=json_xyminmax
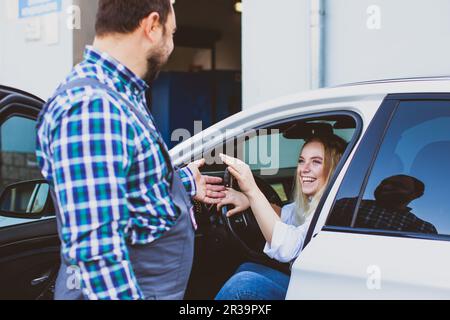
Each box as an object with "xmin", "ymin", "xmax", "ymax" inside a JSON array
[
  {"xmin": 215, "ymin": 133, "xmax": 347, "ymax": 300},
  {"xmin": 299, "ymin": 141, "xmax": 326, "ymax": 196},
  {"xmin": 294, "ymin": 135, "xmax": 347, "ymax": 226}
]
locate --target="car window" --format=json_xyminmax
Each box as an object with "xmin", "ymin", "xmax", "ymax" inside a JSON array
[
  {"xmin": 199, "ymin": 114, "xmax": 358, "ymax": 205},
  {"xmin": 329, "ymin": 100, "xmax": 450, "ymax": 237},
  {"xmin": 239, "ymin": 116, "xmax": 357, "ymax": 203},
  {"xmin": 0, "ymin": 116, "xmax": 53, "ymax": 228},
  {"xmin": 244, "ymin": 125, "xmax": 354, "ymax": 172}
]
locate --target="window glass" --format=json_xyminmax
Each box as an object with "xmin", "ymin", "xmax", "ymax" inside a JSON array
[
  {"xmin": 244, "ymin": 133, "xmax": 303, "ymax": 172},
  {"xmin": 240, "ymin": 117, "xmax": 356, "ymax": 203},
  {"xmin": 243, "ymin": 123, "xmax": 354, "ymax": 172},
  {"xmin": 0, "ymin": 116, "xmax": 52, "ymax": 228},
  {"xmin": 331, "ymin": 101, "xmax": 450, "ymax": 236}
]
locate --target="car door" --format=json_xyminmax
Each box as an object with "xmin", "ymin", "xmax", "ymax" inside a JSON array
[
  {"xmin": 0, "ymin": 86, "xmax": 59, "ymax": 300},
  {"xmin": 182, "ymin": 108, "xmax": 364, "ymax": 299},
  {"xmin": 287, "ymin": 94, "xmax": 450, "ymax": 299}
]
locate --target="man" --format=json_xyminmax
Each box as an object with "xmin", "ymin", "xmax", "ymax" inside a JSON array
[
  {"xmin": 330, "ymin": 175, "xmax": 437, "ymax": 234},
  {"xmin": 36, "ymin": 0, "xmax": 225, "ymax": 300}
]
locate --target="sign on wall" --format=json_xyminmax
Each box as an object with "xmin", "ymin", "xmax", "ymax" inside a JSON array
[{"xmin": 18, "ymin": 0, "xmax": 62, "ymax": 19}]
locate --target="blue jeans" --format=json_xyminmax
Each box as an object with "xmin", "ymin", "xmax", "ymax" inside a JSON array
[{"xmin": 215, "ymin": 263, "xmax": 290, "ymax": 300}]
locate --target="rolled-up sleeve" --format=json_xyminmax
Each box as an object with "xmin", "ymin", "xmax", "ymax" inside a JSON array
[
  {"xmin": 178, "ymin": 167, "xmax": 197, "ymax": 198},
  {"xmin": 264, "ymin": 222, "xmax": 310, "ymax": 263}
]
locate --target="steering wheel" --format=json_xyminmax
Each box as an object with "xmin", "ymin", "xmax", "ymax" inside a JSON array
[{"xmin": 221, "ymin": 173, "xmax": 284, "ymax": 260}]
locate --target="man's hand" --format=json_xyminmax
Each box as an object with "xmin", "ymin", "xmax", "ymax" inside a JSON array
[{"xmin": 188, "ymin": 159, "xmax": 226, "ymax": 204}]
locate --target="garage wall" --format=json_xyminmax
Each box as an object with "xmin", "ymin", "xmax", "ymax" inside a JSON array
[
  {"xmin": 73, "ymin": 0, "xmax": 99, "ymax": 64},
  {"xmin": 243, "ymin": 0, "xmax": 450, "ymax": 110},
  {"xmin": 0, "ymin": 0, "xmax": 74, "ymax": 100},
  {"xmin": 242, "ymin": 0, "xmax": 311, "ymax": 109},
  {"xmin": 324, "ymin": 0, "xmax": 450, "ymax": 86}
]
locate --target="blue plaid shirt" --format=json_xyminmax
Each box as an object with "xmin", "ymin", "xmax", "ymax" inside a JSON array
[{"xmin": 36, "ymin": 46, "xmax": 197, "ymax": 300}]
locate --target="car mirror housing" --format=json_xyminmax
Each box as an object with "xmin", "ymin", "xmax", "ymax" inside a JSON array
[{"xmin": 0, "ymin": 180, "xmax": 51, "ymax": 220}]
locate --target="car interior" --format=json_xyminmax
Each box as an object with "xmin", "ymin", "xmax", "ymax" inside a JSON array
[{"xmin": 185, "ymin": 114, "xmax": 358, "ymax": 299}]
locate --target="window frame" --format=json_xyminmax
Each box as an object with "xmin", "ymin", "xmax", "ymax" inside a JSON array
[
  {"xmin": 199, "ymin": 110, "xmax": 363, "ymax": 169},
  {"xmin": 197, "ymin": 110, "xmax": 364, "ymax": 247},
  {"xmin": 324, "ymin": 93, "xmax": 450, "ymax": 243},
  {"xmin": 252, "ymin": 111, "xmax": 363, "ymax": 208}
]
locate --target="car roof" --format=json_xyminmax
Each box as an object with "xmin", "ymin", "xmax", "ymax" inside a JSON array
[
  {"xmin": 173, "ymin": 76, "xmax": 450, "ymax": 162},
  {"xmin": 200, "ymin": 76, "xmax": 450, "ymax": 140},
  {"xmin": 243, "ymin": 77, "xmax": 450, "ymax": 114},
  {"xmin": 0, "ymin": 85, "xmax": 44, "ymax": 103},
  {"xmin": 335, "ymin": 75, "xmax": 450, "ymax": 87}
]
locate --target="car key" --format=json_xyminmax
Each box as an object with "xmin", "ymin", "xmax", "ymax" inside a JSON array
[
  {"xmin": 221, "ymin": 168, "xmax": 234, "ymax": 218},
  {"xmin": 223, "ymin": 168, "xmax": 233, "ymax": 188}
]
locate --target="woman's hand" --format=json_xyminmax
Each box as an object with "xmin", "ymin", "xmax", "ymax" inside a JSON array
[
  {"xmin": 219, "ymin": 155, "xmax": 282, "ymax": 244},
  {"xmin": 219, "ymin": 154, "xmax": 259, "ymax": 197},
  {"xmin": 217, "ymin": 188, "xmax": 251, "ymax": 217}
]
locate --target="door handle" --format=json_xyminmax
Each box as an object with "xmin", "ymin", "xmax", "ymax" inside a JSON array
[{"xmin": 31, "ymin": 272, "xmax": 51, "ymax": 287}]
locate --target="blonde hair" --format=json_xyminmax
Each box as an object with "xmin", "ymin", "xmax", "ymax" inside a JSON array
[{"xmin": 293, "ymin": 135, "xmax": 346, "ymax": 225}]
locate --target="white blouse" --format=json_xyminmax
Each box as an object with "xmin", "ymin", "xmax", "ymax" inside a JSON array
[{"xmin": 263, "ymin": 203, "xmax": 313, "ymax": 263}]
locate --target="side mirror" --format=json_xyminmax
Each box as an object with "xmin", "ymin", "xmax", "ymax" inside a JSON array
[{"xmin": 0, "ymin": 180, "xmax": 51, "ymax": 219}]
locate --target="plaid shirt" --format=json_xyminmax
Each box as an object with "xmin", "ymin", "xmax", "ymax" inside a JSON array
[
  {"xmin": 331, "ymin": 198, "xmax": 437, "ymax": 234},
  {"xmin": 36, "ymin": 46, "xmax": 197, "ymax": 300}
]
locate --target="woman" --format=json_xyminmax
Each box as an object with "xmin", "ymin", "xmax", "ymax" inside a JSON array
[{"xmin": 215, "ymin": 134, "xmax": 347, "ymax": 300}]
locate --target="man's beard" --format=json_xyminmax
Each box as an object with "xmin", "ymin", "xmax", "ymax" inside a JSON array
[{"xmin": 144, "ymin": 53, "xmax": 168, "ymax": 85}]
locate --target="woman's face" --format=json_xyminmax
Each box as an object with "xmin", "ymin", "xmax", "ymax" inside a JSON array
[{"xmin": 297, "ymin": 141, "xmax": 326, "ymax": 197}]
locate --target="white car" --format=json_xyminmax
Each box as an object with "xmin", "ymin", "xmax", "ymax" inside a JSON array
[
  {"xmin": 0, "ymin": 77, "xmax": 449, "ymax": 300},
  {"xmin": 172, "ymin": 77, "xmax": 450, "ymax": 300}
]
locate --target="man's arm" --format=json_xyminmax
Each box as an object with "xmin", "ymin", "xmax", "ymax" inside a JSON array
[{"xmin": 51, "ymin": 96, "xmax": 143, "ymax": 300}]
